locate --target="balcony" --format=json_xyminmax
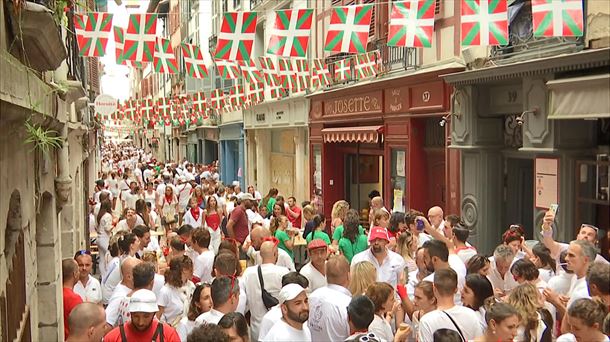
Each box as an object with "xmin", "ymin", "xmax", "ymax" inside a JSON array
[
  {"xmin": 7, "ymin": 0, "xmax": 67, "ymax": 72},
  {"xmin": 63, "ymin": 10, "xmax": 87, "ymax": 104},
  {"xmin": 490, "ymin": 1, "xmax": 583, "ymax": 64},
  {"xmin": 251, "ymin": 0, "xmax": 264, "ymax": 9}
]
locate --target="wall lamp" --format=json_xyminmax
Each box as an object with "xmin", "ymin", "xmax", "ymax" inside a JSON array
[
  {"xmin": 439, "ymin": 113, "xmax": 460, "ymax": 127},
  {"xmin": 516, "ymin": 107, "xmax": 539, "ymax": 126},
  {"xmin": 440, "ymin": 90, "xmax": 463, "ymax": 127}
]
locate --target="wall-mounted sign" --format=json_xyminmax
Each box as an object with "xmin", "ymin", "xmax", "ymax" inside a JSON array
[
  {"xmin": 535, "ymin": 157, "xmax": 559, "ymax": 209},
  {"xmin": 94, "ymin": 94, "xmax": 117, "ymax": 116},
  {"xmin": 276, "ymin": 111, "xmax": 284, "ymax": 121},
  {"xmin": 323, "ymin": 91, "xmax": 383, "ymax": 116},
  {"xmin": 256, "ymin": 113, "xmax": 266, "ymax": 122}
]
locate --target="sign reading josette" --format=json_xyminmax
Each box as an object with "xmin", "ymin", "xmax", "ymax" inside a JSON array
[{"xmin": 94, "ymin": 94, "xmax": 117, "ymax": 116}]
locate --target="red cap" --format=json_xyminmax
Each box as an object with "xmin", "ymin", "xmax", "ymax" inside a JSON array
[
  {"xmin": 307, "ymin": 238, "xmax": 328, "ymax": 250},
  {"xmin": 368, "ymin": 226, "xmax": 390, "ymax": 242}
]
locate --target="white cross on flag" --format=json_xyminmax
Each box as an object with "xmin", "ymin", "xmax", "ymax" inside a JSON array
[
  {"xmin": 258, "ymin": 56, "xmax": 281, "ymax": 87},
  {"xmin": 311, "ymin": 59, "xmax": 332, "ymax": 90},
  {"xmin": 237, "ymin": 60, "xmax": 264, "ymax": 83},
  {"xmin": 531, "ymin": 0, "xmax": 583, "ymax": 37},
  {"xmin": 154, "ymin": 37, "xmax": 179, "ymax": 74},
  {"xmin": 248, "ymin": 82, "xmax": 265, "ymax": 105},
  {"xmin": 140, "ymin": 98, "xmax": 155, "ymax": 120},
  {"xmin": 461, "ymin": 0, "xmax": 508, "ymax": 46},
  {"xmin": 181, "ymin": 43, "xmax": 208, "ymax": 79},
  {"xmin": 210, "ymin": 89, "xmax": 225, "ymax": 110},
  {"xmin": 388, "ymin": 0, "xmax": 435, "ymax": 48},
  {"xmin": 215, "ymin": 12, "xmax": 258, "ymax": 60},
  {"xmin": 267, "ymin": 9, "xmax": 313, "ymax": 57},
  {"xmin": 124, "ymin": 14, "xmax": 158, "ymax": 62},
  {"xmin": 334, "ymin": 58, "xmax": 352, "ymax": 81},
  {"xmin": 192, "ymin": 92, "xmax": 207, "ymax": 114},
  {"xmin": 74, "ymin": 12, "xmax": 114, "ymax": 57},
  {"xmin": 324, "ymin": 4, "xmax": 373, "ymax": 53},
  {"xmin": 215, "ymin": 59, "xmax": 240, "ymax": 80},
  {"xmin": 290, "ymin": 59, "xmax": 309, "ymax": 93}
]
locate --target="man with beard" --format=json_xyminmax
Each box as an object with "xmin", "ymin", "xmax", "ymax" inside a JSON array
[
  {"xmin": 421, "ymin": 239, "xmax": 466, "ymax": 305},
  {"xmin": 261, "ymin": 284, "xmax": 311, "ymax": 341},
  {"xmin": 351, "ymin": 227, "xmax": 406, "ymax": 288},
  {"xmin": 103, "ymin": 289, "xmax": 180, "ymax": 341},
  {"xmin": 227, "ymin": 193, "xmax": 255, "ymax": 246}
]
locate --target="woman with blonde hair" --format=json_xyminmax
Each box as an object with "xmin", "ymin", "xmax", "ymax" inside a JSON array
[
  {"xmin": 331, "ymin": 200, "xmax": 350, "ymax": 235},
  {"xmin": 158, "ymin": 255, "xmax": 195, "ymax": 326},
  {"xmin": 507, "ymin": 283, "xmax": 553, "ymax": 342},
  {"xmin": 396, "ymin": 231, "xmax": 417, "ymax": 272},
  {"xmin": 372, "ymin": 208, "xmax": 390, "ymax": 229},
  {"xmin": 411, "ymin": 280, "xmax": 437, "ymax": 340},
  {"xmin": 302, "ymin": 204, "xmax": 317, "ymax": 238},
  {"xmin": 349, "ymin": 261, "xmax": 377, "ymax": 295}
]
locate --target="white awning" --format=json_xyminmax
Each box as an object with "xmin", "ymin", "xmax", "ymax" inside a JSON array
[{"xmin": 547, "ymin": 74, "xmax": 610, "ymax": 120}]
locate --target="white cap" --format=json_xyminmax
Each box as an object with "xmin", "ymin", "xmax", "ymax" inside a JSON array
[
  {"xmin": 238, "ymin": 193, "xmax": 255, "ymax": 201},
  {"xmin": 128, "ymin": 289, "xmax": 158, "ymax": 313},
  {"xmin": 278, "ymin": 284, "xmax": 306, "ymax": 304},
  {"xmin": 232, "ymin": 180, "xmax": 240, "ymax": 186}
]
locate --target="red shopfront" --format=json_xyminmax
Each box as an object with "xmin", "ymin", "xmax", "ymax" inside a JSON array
[{"xmin": 309, "ymin": 70, "xmax": 462, "ymax": 222}]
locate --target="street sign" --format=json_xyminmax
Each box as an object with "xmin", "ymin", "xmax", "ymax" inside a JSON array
[{"xmin": 94, "ymin": 94, "xmax": 117, "ymax": 116}]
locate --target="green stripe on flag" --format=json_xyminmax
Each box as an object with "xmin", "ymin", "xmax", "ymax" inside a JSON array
[
  {"xmin": 225, "ymin": 13, "xmax": 236, "ymax": 31},
  {"xmin": 489, "ymin": 24, "xmax": 507, "ymax": 45},
  {"xmin": 354, "ymin": 4, "xmax": 372, "ymax": 22},
  {"xmin": 215, "ymin": 42, "xmax": 232, "ymax": 58},
  {"xmin": 144, "ymin": 15, "xmax": 156, "ymax": 33},
  {"xmin": 388, "ymin": 27, "xmax": 407, "ymax": 46},
  {"xmin": 563, "ymin": 11, "xmax": 583, "ymax": 36},
  {"xmin": 123, "ymin": 43, "xmax": 139, "ymax": 60},
  {"xmin": 418, "ymin": 0, "xmax": 433, "ymax": 18},
  {"xmin": 267, "ymin": 37, "xmax": 287, "ymax": 54},
  {"xmin": 297, "ymin": 9, "xmax": 312, "ymax": 28},
  {"xmin": 325, "ymin": 32, "xmax": 344, "ymax": 51},
  {"xmin": 130, "ymin": 15, "xmax": 140, "ymax": 32},
  {"xmin": 278, "ymin": 11, "xmax": 290, "ymax": 29},
  {"xmin": 489, "ymin": 0, "xmax": 501, "ymax": 13},
  {"xmin": 417, "ymin": 29, "xmax": 432, "ymax": 47},
  {"xmin": 101, "ymin": 14, "xmax": 113, "ymax": 28},
  {"xmin": 95, "ymin": 39, "xmax": 105, "ymax": 56},
  {"xmin": 462, "ymin": 24, "xmax": 480, "ymax": 45},
  {"xmin": 351, "ymin": 32, "xmax": 365, "ymax": 52},
  {"xmin": 241, "ymin": 13, "xmax": 257, "ymax": 33},
  {"xmin": 292, "ymin": 39, "xmax": 305, "ymax": 57},
  {"xmin": 465, "ymin": 0, "xmax": 479, "ymax": 14},
  {"xmin": 238, "ymin": 42, "xmax": 250, "ymax": 60},
  {"xmin": 535, "ymin": 12, "xmax": 553, "ymax": 36},
  {"xmin": 335, "ymin": 8, "xmax": 347, "ymax": 23}
]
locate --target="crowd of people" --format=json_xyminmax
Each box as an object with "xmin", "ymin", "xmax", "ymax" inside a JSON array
[{"xmin": 62, "ymin": 142, "xmax": 610, "ymax": 342}]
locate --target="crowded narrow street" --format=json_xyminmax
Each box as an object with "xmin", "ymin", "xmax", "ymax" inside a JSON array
[{"xmin": 1, "ymin": 0, "xmax": 609, "ymax": 341}]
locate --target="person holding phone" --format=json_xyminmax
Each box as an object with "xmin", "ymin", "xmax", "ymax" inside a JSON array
[{"xmin": 405, "ymin": 210, "xmax": 432, "ymax": 247}]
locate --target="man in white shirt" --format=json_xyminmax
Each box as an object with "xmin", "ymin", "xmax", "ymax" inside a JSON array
[
  {"xmin": 261, "ymin": 284, "xmax": 311, "ymax": 341},
  {"xmin": 299, "ymin": 239, "xmax": 328, "ymax": 293},
  {"xmin": 241, "ymin": 241, "xmax": 290, "ymax": 341},
  {"xmin": 175, "ymin": 176, "xmax": 192, "ymax": 217},
  {"xmin": 427, "ymin": 206, "xmax": 445, "ymax": 234},
  {"xmin": 134, "ymin": 164, "xmax": 143, "ymax": 187},
  {"xmin": 418, "ymin": 268, "xmax": 484, "ymax": 342},
  {"xmin": 105, "ymin": 258, "xmax": 141, "ymax": 327},
  {"xmin": 246, "ymin": 226, "xmax": 295, "ymax": 272},
  {"xmin": 308, "ymin": 255, "xmax": 352, "ymax": 342},
  {"xmin": 195, "ymin": 276, "xmax": 240, "ymax": 325},
  {"xmin": 421, "ymin": 239, "xmax": 467, "ymax": 305},
  {"xmin": 93, "ymin": 180, "xmax": 113, "ymax": 204},
  {"xmin": 487, "ymin": 244, "xmax": 519, "ymax": 296},
  {"xmin": 258, "ymin": 272, "xmax": 310, "ymax": 340},
  {"xmin": 73, "ymin": 251, "xmax": 102, "ymax": 304},
  {"xmin": 344, "ymin": 295, "xmax": 378, "ymax": 341},
  {"xmin": 351, "ymin": 227, "xmax": 406, "ymax": 288},
  {"xmin": 192, "ymin": 228, "xmax": 214, "ymax": 284}
]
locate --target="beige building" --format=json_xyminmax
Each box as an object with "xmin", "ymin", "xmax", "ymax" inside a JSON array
[{"xmin": 0, "ymin": 0, "xmax": 101, "ymax": 340}]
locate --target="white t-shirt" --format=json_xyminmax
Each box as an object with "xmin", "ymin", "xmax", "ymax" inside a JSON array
[
  {"xmin": 73, "ymin": 275, "xmax": 102, "ymax": 304},
  {"xmin": 193, "ymin": 250, "xmax": 214, "ymax": 284},
  {"xmin": 258, "ymin": 306, "xmax": 282, "ymax": 341},
  {"xmin": 175, "ymin": 183, "xmax": 192, "ymax": 211},
  {"xmin": 183, "ymin": 208, "xmax": 203, "ymax": 228},
  {"xmin": 195, "ymin": 308, "xmax": 225, "ymax": 325},
  {"xmin": 299, "ymin": 262, "xmax": 327, "ymax": 294},
  {"xmin": 158, "ymin": 285, "xmax": 188, "ymax": 325},
  {"xmin": 418, "ymin": 306, "xmax": 484, "ymax": 342},
  {"xmin": 152, "ymin": 274, "xmax": 165, "ymax": 299},
  {"xmin": 566, "ymin": 276, "xmax": 590, "ymax": 309},
  {"xmin": 176, "ymin": 317, "xmax": 197, "ymax": 342},
  {"xmin": 102, "ymin": 256, "xmax": 126, "ymax": 304},
  {"xmin": 557, "ymin": 333, "xmax": 610, "ymax": 342},
  {"xmin": 123, "ymin": 192, "xmax": 139, "ymax": 210},
  {"xmin": 241, "ymin": 264, "xmax": 290, "ymax": 341},
  {"xmin": 416, "ymin": 233, "xmax": 432, "ymax": 247},
  {"xmin": 368, "ymin": 314, "xmax": 393, "ymax": 342},
  {"xmin": 105, "ymin": 283, "xmax": 131, "ymax": 326},
  {"xmin": 252, "ymin": 248, "xmax": 296, "ymax": 272},
  {"xmin": 487, "ymin": 257, "xmax": 519, "ymax": 295},
  {"xmin": 261, "ymin": 319, "xmax": 311, "ymax": 342},
  {"xmin": 308, "ymin": 284, "xmax": 352, "ymax": 342},
  {"xmin": 547, "ymin": 272, "xmax": 574, "ymax": 296},
  {"xmin": 351, "ymin": 249, "xmax": 406, "ymax": 289}
]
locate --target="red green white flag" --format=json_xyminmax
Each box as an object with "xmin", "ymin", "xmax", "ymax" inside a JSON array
[
  {"xmin": 531, "ymin": 0, "xmax": 583, "ymax": 37},
  {"xmin": 154, "ymin": 37, "xmax": 179, "ymax": 74},
  {"xmin": 269, "ymin": 83, "xmax": 287, "ymax": 100},
  {"xmin": 113, "ymin": 26, "xmax": 143, "ymax": 68},
  {"xmin": 248, "ymin": 82, "xmax": 265, "ymax": 105},
  {"xmin": 325, "ymin": 5, "xmax": 373, "ymax": 53},
  {"xmin": 156, "ymin": 97, "xmax": 172, "ymax": 118},
  {"xmin": 192, "ymin": 92, "xmax": 207, "ymax": 114},
  {"xmin": 258, "ymin": 57, "xmax": 281, "ymax": 87},
  {"xmin": 74, "ymin": 12, "xmax": 113, "ymax": 57},
  {"xmin": 237, "ymin": 60, "xmax": 264, "ymax": 83},
  {"xmin": 334, "ymin": 58, "xmax": 352, "ymax": 81},
  {"xmin": 311, "ymin": 59, "xmax": 332, "ymax": 90},
  {"xmin": 181, "ymin": 43, "xmax": 208, "ymax": 79},
  {"xmin": 124, "ymin": 14, "xmax": 158, "ymax": 62},
  {"xmin": 215, "ymin": 59, "xmax": 240, "ymax": 80},
  {"xmin": 210, "ymin": 89, "xmax": 225, "ymax": 110},
  {"xmin": 140, "ymin": 98, "xmax": 155, "ymax": 120},
  {"xmin": 355, "ymin": 51, "xmax": 380, "ymax": 79},
  {"xmin": 229, "ymin": 85, "xmax": 245, "ymax": 108},
  {"xmin": 267, "ymin": 9, "xmax": 313, "ymax": 57},
  {"xmin": 277, "ymin": 58, "xmax": 295, "ymax": 89},
  {"xmin": 215, "ymin": 12, "xmax": 258, "ymax": 60},
  {"xmin": 461, "ymin": 0, "xmax": 508, "ymax": 46},
  {"xmin": 388, "ymin": 0, "xmax": 435, "ymax": 47},
  {"xmin": 290, "ymin": 59, "xmax": 309, "ymax": 93}
]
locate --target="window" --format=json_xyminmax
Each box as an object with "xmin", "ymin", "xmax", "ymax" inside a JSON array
[{"xmin": 233, "ymin": 0, "xmax": 241, "ymax": 10}]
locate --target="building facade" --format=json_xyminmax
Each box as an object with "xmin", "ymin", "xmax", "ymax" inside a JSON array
[
  {"xmin": 0, "ymin": 0, "xmax": 101, "ymax": 340},
  {"xmin": 443, "ymin": 0, "xmax": 610, "ymax": 253},
  {"xmin": 308, "ymin": 0, "xmax": 463, "ymax": 221}
]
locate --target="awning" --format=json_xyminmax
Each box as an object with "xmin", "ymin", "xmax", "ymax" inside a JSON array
[
  {"xmin": 547, "ymin": 74, "xmax": 610, "ymax": 120},
  {"xmin": 321, "ymin": 125, "xmax": 383, "ymax": 143}
]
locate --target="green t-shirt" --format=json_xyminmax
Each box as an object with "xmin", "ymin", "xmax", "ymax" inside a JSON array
[
  {"xmin": 332, "ymin": 224, "xmax": 365, "ymax": 242},
  {"xmin": 264, "ymin": 197, "xmax": 277, "ymax": 214},
  {"xmin": 339, "ymin": 234, "xmax": 369, "ymax": 263},
  {"xmin": 274, "ymin": 229, "xmax": 293, "ymax": 259},
  {"xmin": 305, "ymin": 230, "xmax": 331, "ymax": 245}
]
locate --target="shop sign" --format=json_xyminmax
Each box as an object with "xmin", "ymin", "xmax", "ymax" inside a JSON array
[
  {"xmin": 323, "ymin": 91, "xmax": 382, "ymax": 116},
  {"xmin": 385, "ymin": 87, "xmax": 409, "ymax": 113},
  {"xmin": 409, "ymin": 82, "xmax": 445, "ymax": 112},
  {"xmin": 276, "ymin": 111, "xmax": 284, "ymax": 121},
  {"xmin": 94, "ymin": 94, "xmax": 117, "ymax": 116},
  {"xmin": 535, "ymin": 157, "xmax": 559, "ymax": 209},
  {"xmin": 256, "ymin": 113, "xmax": 266, "ymax": 123}
]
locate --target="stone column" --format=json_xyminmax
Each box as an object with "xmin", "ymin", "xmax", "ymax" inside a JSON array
[
  {"xmin": 255, "ymin": 130, "xmax": 271, "ymax": 194},
  {"xmin": 294, "ymin": 127, "xmax": 309, "ymax": 203}
]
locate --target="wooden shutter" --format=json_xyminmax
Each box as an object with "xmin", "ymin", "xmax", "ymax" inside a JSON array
[
  {"xmin": 435, "ymin": 0, "xmax": 441, "ymax": 15},
  {"xmin": 363, "ymin": 0, "xmax": 375, "ymax": 37}
]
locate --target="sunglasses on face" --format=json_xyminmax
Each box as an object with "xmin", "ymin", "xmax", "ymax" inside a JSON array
[
  {"xmin": 74, "ymin": 250, "xmax": 91, "ymax": 259},
  {"xmin": 581, "ymin": 224, "xmax": 599, "ymax": 233}
]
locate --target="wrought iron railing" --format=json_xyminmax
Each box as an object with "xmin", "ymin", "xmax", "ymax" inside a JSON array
[
  {"xmin": 490, "ymin": 2, "xmax": 583, "ymax": 64},
  {"xmin": 208, "ymin": 34, "xmax": 217, "ymax": 52},
  {"xmin": 65, "ymin": 11, "xmax": 87, "ymax": 89},
  {"xmin": 251, "ymin": 0, "xmax": 264, "ymax": 9}
]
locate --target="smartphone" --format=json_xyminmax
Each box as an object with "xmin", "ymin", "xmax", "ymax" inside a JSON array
[
  {"xmin": 416, "ymin": 219, "xmax": 425, "ymax": 231},
  {"xmin": 550, "ymin": 204, "xmax": 559, "ymax": 215}
]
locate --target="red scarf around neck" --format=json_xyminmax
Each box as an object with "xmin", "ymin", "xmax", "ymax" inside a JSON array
[
  {"xmin": 165, "ymin": 194, "xmax": 173, "ymax": 204},
  {"xmin": 190, "ymin": 206, "xmax": 201, "ymax": 221}
]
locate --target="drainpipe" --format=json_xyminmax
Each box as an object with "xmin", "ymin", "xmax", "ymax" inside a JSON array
[{"xmin": 55, "ymin": 124, "xmax": 72, "ymax": 210}]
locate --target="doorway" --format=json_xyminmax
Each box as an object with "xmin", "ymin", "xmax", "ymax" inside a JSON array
[
  {"xmin": 504, "ymin": 158, "xmax": 534, "ymax": 238},
  {"xmin": 345, "ymin": 154, "xmax": 383, "ymax": 214}
]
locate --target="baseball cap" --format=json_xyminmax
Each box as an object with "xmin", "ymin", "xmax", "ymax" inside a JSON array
[
  {"xmin": 128, "ymin": 289, "xmax": 159, "ymax": 313},
  {"xmin": 307, "ymin": 238, "xmax": 328, "ymax": 250},
  {"xmin": 368, "ymin": 226, "xmax": 390, "ymax": 242},
  {"xmin": 278, "ymin": 284, "xmax": 306, "ymax": 304},
  {"xmin": 239, "ymin": 193, "xmax": 255, "ymax": 201}
]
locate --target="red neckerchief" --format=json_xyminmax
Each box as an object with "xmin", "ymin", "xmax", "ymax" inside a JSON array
[
  {"xmin": 164, "ymin": 194, "xmax": 173, "ymax": 204},
  {"xmin": 190, "ymin": 206, "xmax": 201, "ymax": 221}
]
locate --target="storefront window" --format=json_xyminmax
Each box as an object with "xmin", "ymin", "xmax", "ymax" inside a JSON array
[
  {"xmin": 313, "ymin": 144, "xmax": 323, "ymax": 214},
  {"xmin": 391, "ymin": 149, "xmax": 406, "ymax": 212}
]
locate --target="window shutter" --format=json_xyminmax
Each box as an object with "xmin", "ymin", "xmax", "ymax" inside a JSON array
[
  {"xmin": 435, "ymin": 0, "xmax": 441, "ymax": 15},
  {"xmin": 363, "ymin": 0, "xmax": 375, "ymax": 37}
]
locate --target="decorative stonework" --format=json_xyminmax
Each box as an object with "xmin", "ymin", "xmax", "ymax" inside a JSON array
[{"xmin": 461, "ymin": 195, "xmax": 479, "ymax": 229}]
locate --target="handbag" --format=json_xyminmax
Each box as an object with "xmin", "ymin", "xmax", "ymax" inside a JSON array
[{"xmin": 257, "ymin": 265, "xmax": 279, "ymax": 310}]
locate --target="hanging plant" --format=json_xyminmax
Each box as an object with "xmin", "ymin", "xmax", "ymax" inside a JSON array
[{"xmin": 24, "ymin": 120, "xmax": 63, "ymax": 156}]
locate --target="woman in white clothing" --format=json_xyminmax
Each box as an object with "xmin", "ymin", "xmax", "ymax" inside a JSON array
[
  {"xmin": 203, "ymin": 196, "xmax": 223, "ymax": 254},
  {"xmin": 507, "ymin": 283, "xmax": 553, "ymax": 342},
  {"xmin": 107, "ymin": 172, "xmax": 120, "ymax": 210},
  {"xmin": 366, "ymin": 282, "xmax": 399, "ymax": 342},
  {"xmin": 96, "ymin": 199, "xmax": 114, "ymax": 277},
  {"xmin": 158, "ymin": 255, "xmax": 195, "ymax": 327},
  {"xmin": 557, "ymin": 298, "xmax": 609, "ymax": 342},
  {"xmin": 159, "ymin": 186, "xmax": 179, "ymax": 233},
  {"xmin": 530, "ymin": 243, "xmax": 556, "ymax": 283},
  {"xmin": 461, "ymin": 274, "xmax": 495, "ymax": 330},
  {"xmin": 142, "ymin": 181, "xmax": 158, "ymax": 208},
  {"xmin": 184, "ymin": 197, "xmax": 203, "ymax": 228},
  {"xmin": 176, "ymin": 282, "xmax": 212, "ymax": 341},
  {"xmin": 410, "ymin": 281, "xmax": 437, "ymax": 342}
]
